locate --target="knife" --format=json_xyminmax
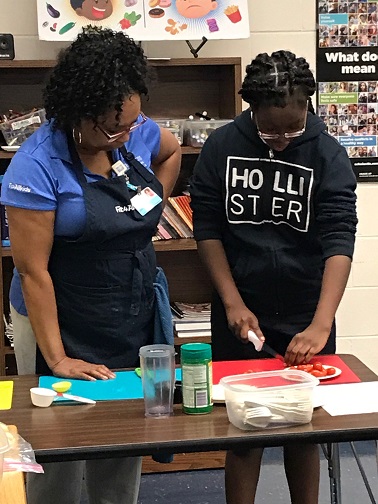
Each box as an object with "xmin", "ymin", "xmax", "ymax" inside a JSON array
[
  {"xmin": 56, "ymin": 392, "xmax": 96, "ymax": 405},
  {"xmin": 247, "ymin": 330, "xmax": 285, "ymax": 363}
]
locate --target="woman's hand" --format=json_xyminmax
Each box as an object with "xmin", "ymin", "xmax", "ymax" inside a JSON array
[
  {"xmin": 225, "ymin": 303, "xmax": 265, "ymax": 344},
  {"xmin": 51, "ymin": 357, "xmax": 116, "ymax": 381},
  {"xmin": 284, "ymin": 324, "xmax": 330, "ymax": 365}
]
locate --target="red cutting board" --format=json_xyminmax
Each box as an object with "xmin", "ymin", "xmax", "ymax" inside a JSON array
[{"xmin": 212, "ymin": 355, "xmax": 361, "ymax": 386}]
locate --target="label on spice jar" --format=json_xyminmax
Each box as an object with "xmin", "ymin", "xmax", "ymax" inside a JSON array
[{"xmin": 182, "ymin": 362, "xmax": 213, "ymax": 414}]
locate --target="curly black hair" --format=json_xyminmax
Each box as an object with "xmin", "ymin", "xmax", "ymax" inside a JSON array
[
  {"xmin": 239, "ymin": 50, "xmax": 316, "ymax": 113},
  {"xmin": 44, "ymin": 26, "xmax": 149, "ymax": 131}
]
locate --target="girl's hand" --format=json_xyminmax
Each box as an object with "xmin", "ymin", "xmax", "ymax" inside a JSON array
[
  {"xmin": 285, "ymin": 325, "xmax": 330, "ymax": 366},
  {"xmin": 51, "ymin": 357, "xmax": 116, "ymax": 381},
  {"xmin": 225, "ymin": 304, "xmax": 265, "ymax": 344}
]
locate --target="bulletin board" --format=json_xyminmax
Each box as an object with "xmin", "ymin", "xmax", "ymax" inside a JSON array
[
  {"xmin": 316, "ymin": 0, "xmax": 378, "ymax": 182},
  {"xmin": 37, "ymin": 0, "xmax": 250, "ymax": 41}
]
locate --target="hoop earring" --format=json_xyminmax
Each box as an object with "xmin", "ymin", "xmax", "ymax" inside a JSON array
[{"xmin": 72, "ymin": 128, "xmax": 82, "ymax": 145}]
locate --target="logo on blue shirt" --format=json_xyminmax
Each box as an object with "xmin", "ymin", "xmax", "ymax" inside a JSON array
[{"xmin": 8, "ymin": 182, "xmax": 31, "ymax": 193}]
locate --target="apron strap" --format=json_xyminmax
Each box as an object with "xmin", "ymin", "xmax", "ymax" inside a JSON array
[
  {"xmin": 119, "ymin": 146, "xmax": 154, "ymax": 183},
  {"xmin": 130, "ymin": 248, "xmax": 155, "ymax": 315},
  {"xmin": 65, "ymin": 136, "xmax": 157, "ymax": 316}
]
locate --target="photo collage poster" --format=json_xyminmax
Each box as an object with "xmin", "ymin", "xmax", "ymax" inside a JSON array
[
  {"xmin": 37, "ymin": 0, "xmax": 250, "ymax": 41},
  {"xmin": 317, "ymin": 0, "xmax": 378, "ymax": 181}
]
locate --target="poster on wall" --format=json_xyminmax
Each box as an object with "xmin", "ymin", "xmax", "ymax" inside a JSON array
[
  {"xmin": 316, "ymin": 0, "xmax": 378, "ymax": 182},
  {"xmin": 37, "ymin": 0, "xmax": 250, "ymax": 41}
]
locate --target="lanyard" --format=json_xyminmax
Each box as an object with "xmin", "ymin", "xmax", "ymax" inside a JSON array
[
  {"xmin": 67, "ymin": 134, "xmax": 153, "ymax": 195},
  {"xmin": 124, "ymin": 175, "xmax": 141, "ymax": 194}
]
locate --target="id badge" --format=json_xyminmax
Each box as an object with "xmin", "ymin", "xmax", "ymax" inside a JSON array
[
  {"xmin": 131, "ymin": 187, "xmax": 162, "ymax": 216},
  {"xmin": 112, "ymin": 160, "xmax": 129, "ymax": 176}
]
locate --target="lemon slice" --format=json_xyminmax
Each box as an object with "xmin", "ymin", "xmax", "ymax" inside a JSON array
[{"xmin": 52, "ymin": 381, "xmax": 72, "ymax": 393}]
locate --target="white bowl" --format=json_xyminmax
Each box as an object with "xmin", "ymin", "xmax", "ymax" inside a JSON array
[{"xmin": 30, "ymin": 387, "xmax": 57, "ymax": 407}]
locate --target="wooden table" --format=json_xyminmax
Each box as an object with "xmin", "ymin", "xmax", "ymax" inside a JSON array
[
  {"xmin": 0, "ymin": 472, "xmax": 27, "ymax": 504},
  {"xmin": 0, "ymin": 354, "xmax": 377, "ymax": 465},
  {"xmin": 0, "ymin": 426, "xmax": 27, "ymax": 504}
]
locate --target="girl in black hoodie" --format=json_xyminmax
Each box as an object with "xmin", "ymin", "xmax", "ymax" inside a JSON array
[{"xmin": 190, "ymin": 50, "xmax": 357, "ymax": 504}]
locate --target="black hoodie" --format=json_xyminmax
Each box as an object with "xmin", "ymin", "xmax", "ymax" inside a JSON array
[{"xmin": 190, "ymin": 110, "xmax": 358, "ymax": 316}]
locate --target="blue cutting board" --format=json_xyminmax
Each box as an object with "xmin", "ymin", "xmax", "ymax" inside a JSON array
[{"xmin": 39, "ymin": 369, "xmax": 182, "ymax": 402}]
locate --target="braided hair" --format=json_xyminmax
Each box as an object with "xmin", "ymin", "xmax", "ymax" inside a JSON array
[{"xmin": 239, "ymin": 50, "xmax": 316, "ymax": 113}]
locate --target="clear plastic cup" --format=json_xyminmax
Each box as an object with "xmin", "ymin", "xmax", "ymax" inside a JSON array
[{"xmin": 139, "ymin": 344, "xmax": 175, "ymax": 417}]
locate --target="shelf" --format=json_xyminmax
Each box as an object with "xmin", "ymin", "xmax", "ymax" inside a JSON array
[
  {"xmin": 1, "ymin": 242, "xmax": 197, "ymax": 256},
  {"xmin": 0, "ymin": 145, "xmax": 201, "ymax": 160},
  {"xmin": 0, "ymin": 58, "xmax": 242, "ymax": 121},
  {"xmin": 153, "ymin": 238, "xmax": 196, "ymax": 252},
  {"xmin": 0, "ymin": 57, "xmax": 241, "ymax": 377},
  {"xmin": 0, "ymin": 60, "xmax": 55, "ymax": 68},
  {"xmin": 0, "ymin": 57, "xmax": 241, "ymax": 69},
  {"xmin": 181, "ymin": 146, "xmax": 201, "ymax": 155},
  {"xmin": 1, "ymin": 248, "xmax": 12, "ymax": 257},
  {"xmin": 174, "ymin": 336, "xmax": 211, "ymax": 345}
]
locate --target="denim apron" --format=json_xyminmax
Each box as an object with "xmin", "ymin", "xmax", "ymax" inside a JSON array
[{"xmin": 36, "ymin": 139, "xmax": 163, "ymax": 374}]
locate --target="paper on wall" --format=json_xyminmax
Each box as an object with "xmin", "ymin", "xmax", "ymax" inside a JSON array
[{"xmin": 37, "ymin": 0, "xmax": 250, "ymax": 41}]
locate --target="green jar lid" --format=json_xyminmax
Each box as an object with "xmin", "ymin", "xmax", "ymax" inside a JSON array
[{"xmin": 181, "ymin": 343, "xmax": 212, "ymax": 362}]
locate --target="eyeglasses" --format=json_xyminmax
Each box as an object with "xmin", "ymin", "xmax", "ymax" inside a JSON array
[
  {"xmin": 96, "ymin": 112, "xmax": 147, "ymax": 143},
  {"xmin": 253, "ymin": 104, "xmax": 308, "ymax": 141}
]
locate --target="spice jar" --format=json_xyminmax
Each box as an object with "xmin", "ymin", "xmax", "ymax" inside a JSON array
[{"xmin": 181, "ymin": 343, "xmax": 213, "ymax": 414}]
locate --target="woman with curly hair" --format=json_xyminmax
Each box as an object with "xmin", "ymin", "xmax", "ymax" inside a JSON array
[
  {"xmin": 1, "ymin": 27, "xmax": 181, "ymax": 504},
  {"xmin": 190, "ymin": 50, "xmax": 357, "ymax": 504}
]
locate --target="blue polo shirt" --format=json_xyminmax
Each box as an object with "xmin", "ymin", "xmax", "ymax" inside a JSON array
[{"xmin": 1, "ymin": 118, "xmax": 161, "ymax": 315}]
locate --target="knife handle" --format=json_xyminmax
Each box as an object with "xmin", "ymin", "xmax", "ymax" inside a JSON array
[
  {"xmin": 247, "ymin": 330, "xmax": 263, "ymax": 352},
  {"xmin": 62, "ymin": 393, "xmax": 96, "ymax": 405}
]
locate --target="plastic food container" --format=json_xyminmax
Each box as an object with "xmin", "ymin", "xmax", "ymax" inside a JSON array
[
  {"xmin": 0, "ymin": 108, "xmax": 46, "ymax": 146},
  {"xmin": 0, "ymin": 425, "xmax": 10, "ymax": 483},
  {"xmin": 220, "ymin": 370, "xmax": 319, "ymax": 431},
  {"xmin": 184, "ymin": 119, "xmax": 233, "ymax": 147},
  {"xmin": 154, "ymin": 118, "xmax": 186, "ymax": 145}
]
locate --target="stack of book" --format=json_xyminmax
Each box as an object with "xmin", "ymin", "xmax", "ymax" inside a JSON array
[
  {"xmin": 154, "ymin": 195, "xmax": 193, "ymax": 241},
  {"xmin": 171, "ymin": 302, "xmax": 211, "ymax": 339}
]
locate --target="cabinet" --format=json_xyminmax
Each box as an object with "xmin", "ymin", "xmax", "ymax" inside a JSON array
[{"xmin": 0, "ymin": 57, "xmax": 242, "ymax": 375}]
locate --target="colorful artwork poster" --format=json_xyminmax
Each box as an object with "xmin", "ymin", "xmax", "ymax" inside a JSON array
[
  {"xmin": 317, "ymin": 0, "xmax": 378, "ymax": 182},
  {"xmin": 37, "ymin": 0, "xmax": 250, "ymax": 41}
]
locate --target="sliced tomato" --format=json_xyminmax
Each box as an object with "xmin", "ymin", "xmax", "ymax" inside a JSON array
[
  {"xmin": 326, "ymin": 367, "xmax": 336, "ymax": 376},
  {"xmin": 297, "ymin": 365, "xmax": 307, "ymax": 371},
  {"xmin": 302, "ymin": 364, "xmax": 314, "ymax": 372},
  {"xmin": 313, "ymin": 362, "xmax": 324, "ymax": 372},
  {"xmin": 311, "ymin": 369, "xmax": 327, "ymax": 378}
]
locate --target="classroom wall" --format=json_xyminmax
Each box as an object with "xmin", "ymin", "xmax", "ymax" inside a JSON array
[{"xmin": 1, "ymin": 0, "xmax": 378, "ymax": 373}]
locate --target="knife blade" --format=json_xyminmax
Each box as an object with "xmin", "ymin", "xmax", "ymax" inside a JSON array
[
  {"xmin": 247, "ymin": 330, "xmax": 285, "ymax": 363},
  {"xmin": 60, "ymin": 393, "xmax": 96, "ymax": 405}
]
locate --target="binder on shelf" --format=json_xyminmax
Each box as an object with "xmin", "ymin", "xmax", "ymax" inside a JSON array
[
  {"xmin": 174, "ymin": 321, "xmax": 211, "ymax": 331},
  {"xmin": 0, "ymin": 175, "xmax": 10, "ymax": 247},
  {"xmin": 174, "ymin": 302, "xmax": 211, "ymax": 317},
  {"xmin": 172, "ymin": 302, "xmax": 211, "ymax": 338},
  {"xmin": 160, "ymin": 215, "xmax": 180, "ymax": 239},
  {"xmin": 155, "ymin": 194, "xmax": 194, "ymax": 241},
  {"xmin": 175, "ymin": 329, "xmax": 212, "ymax": 338},
  {"xmin": 163, "ymin": 205, "xmax": 192, "ymax": 238},
  {"xmin": 167, "ymin": 196, "xmax": 193, "ymax": 231}
]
